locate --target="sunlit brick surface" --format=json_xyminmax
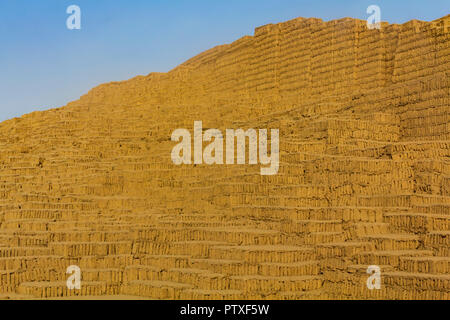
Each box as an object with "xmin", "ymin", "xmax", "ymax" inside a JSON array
[{"xmin": 0, "ymin": 15, "xmax": 449, "ymax": 299}]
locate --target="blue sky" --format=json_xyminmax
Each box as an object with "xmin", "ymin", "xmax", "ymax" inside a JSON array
[{"xmin": 0, "ymin": 0, "xmax": 448, "ymax": 121}]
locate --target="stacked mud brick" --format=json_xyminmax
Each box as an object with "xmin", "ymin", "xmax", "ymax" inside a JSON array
[{"xmin": 0, "ymin": 15, "xmax": 448, "ymax": 299}]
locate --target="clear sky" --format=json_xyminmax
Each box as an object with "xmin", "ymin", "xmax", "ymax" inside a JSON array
[{"xmin": 0, "ymin": 0, "xmax": 448, "ymax": 121}]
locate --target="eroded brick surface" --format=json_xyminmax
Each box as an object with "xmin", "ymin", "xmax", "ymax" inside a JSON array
[{"xmin": 0, "ymin": 15, "xmax": 449, "ymax": 300}]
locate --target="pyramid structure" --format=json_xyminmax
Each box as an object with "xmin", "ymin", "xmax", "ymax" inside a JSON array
[{"xmin": 0, "ymin": 15, "xmax": 449, "ymax": 300}]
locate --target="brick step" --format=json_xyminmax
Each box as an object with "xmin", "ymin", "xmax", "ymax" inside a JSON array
[
  {"xmin": 0, "ymin": 255, "xmax": 77, "ymax": 270},
  {"xmin": 0, "ymin": 221, "xmax": 135, "ymax": 233},
  {"xmin": 121, "ymin": 280, "xmax": 193, "ymax": 299},
  {"xmin": 3, "ymin": 209, "xmax": 78, "ymax": 220},
  {"xmin": 347, "ymin": 264, "xmax": 395, "ymax": 273},
  {"xmin": 80, "ymin": 268, "xmax": 124, "ymax": 282},
  {"xmin": 132, "ymin": 255, "xmax": 190, "ymax": 269},
  {"xmin": 189, "ymin": 258, "xmax": 320, "ymax": 277},
  {"xmin": 228, "ymin": 195, "xmax": 329, "ymax": 207},
  {"xmin": 219, "ymin": 184, "xmax": 329, "ymax": 197},
  {"xmin": 346, "ymin": 222, "xmax": 391, "ymax": 237},
  {"xmin": 133, "ymin": 241, "xmax": 228, "ymax": 257},
  {"xmin": 383, "ymin": 272, "xmax": 450, "ymax": 291},
  {"xmin": 17, "ymin": 202, "xmax": 97, "ymax": 211},
  {"xmin": 0, "ymin": 247, "xmax": 51, "ymax": 258},
  {"xmin": 325, "ymin": 282, "xmax": 449, "ymax": 300},
  {"xmin": 323, "ymin": 265, "xmax": 450, "ymax": 299},
  {"xmin": 399, "ymin": 256, "xmax": 450, "ymax": 274},
  {"xmin": 48, "ymin": 230, "xmax": 133, "ymax": 243},
  {"xmin": 258, "ymin": 261, "xmax": 320, "ymax": 277},
  {"xmin": 48, "ymin": 222, "xmax": 132, "ymax": 232},
  {"xmin": 300, "ymin": 232, "xmax": 347, "ymax": 245},
  {"xmin": 227, "ymin": 275, "xmax": 323, "ymax": 292},
  {"xmin": 316, "ymin": 242, "xmax": 373, "ymax": 259},
  {"xmin": 263, "ymin": 289, "xmax": 329, "ymax": 300},
  {"xmin": 413, "ymin": 204, "xmax": 450, "ymax": 215},
  {"xmin": 355, "ymin": 250, "xmax": 434, "ymax": 266},
  {"xmin": 321, "ymin": 264, "xmax": 395, "ymax": 287},
  {"xmin": 17, "ymin": 281, "xmax": 121, "ymax": 298},
  {"xmin": 177, "ymin": 289, "xmax": 246, "ymax": 300},
  {"xmin": 43, "ymin": 294, "xmax": 152, "ymax": 300},
  {"xmin": 384, "ymin": 213, "xmax": 449, "ymax": 232},
  {"xmin": 0, "ymin": 230, "xmax": 136, "ymax": 244},
  {"xmin": 0, "ymin": 234, "xmax": 49, "ymax": 247},
  {"xmin": 0, "ymin": 267, "xmax": 126, "ymax": 288},
  {"xmin": 49, "ymin": 242, "xmax": 133, "ymax": 257},
  {"xmin": 0, "ymin": 220, "xmax": 51, "ymax": 232},
  {"xmin": 156, "ymin": 221, "xmax": 244, "ymax": 228},
  {"xmin": 134, "ymin": 227, "xmax": 287, "ymax": 245},
  {"xmin": 189, "ymin": 259, "xmax": 258, "ymax": 276},
  {"xmin": 0, "ymin": 253, "xmax": 176, "ymax": 271},
  {"xmin": 208, "ymin": 245, "xmax": 316, "ymax": 263},
  {"xmin": 363, "ymin": 234, "xmax": 421, "ymax": 250},
  {"xmin": 424, "ymin": 231, "xmax": 449, "ymax": 254},
  {"xmin": 279, "ymin": 220, "xmax": 343, "ymax": 233},
  {"xmin": 0, "ymin": 268, "xmax": 64, "ymax": 289},
  {"xmin": 125, "ymin": 266, "xmax": 226, "ymax": 291},
  {"xmin": 155, "ymin": 214, "xmax": 229, "ymax": 223},
  {"xmin": 0, "ymin": 293, "xmax": 37, "ymax": 300},
  {"xmin": 231, "ymin": 206, "xmax": 351, "ymax": 221},
  {"xmin": 358, "ymin": 194, "xmax": 450, "ymax": 207}
]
